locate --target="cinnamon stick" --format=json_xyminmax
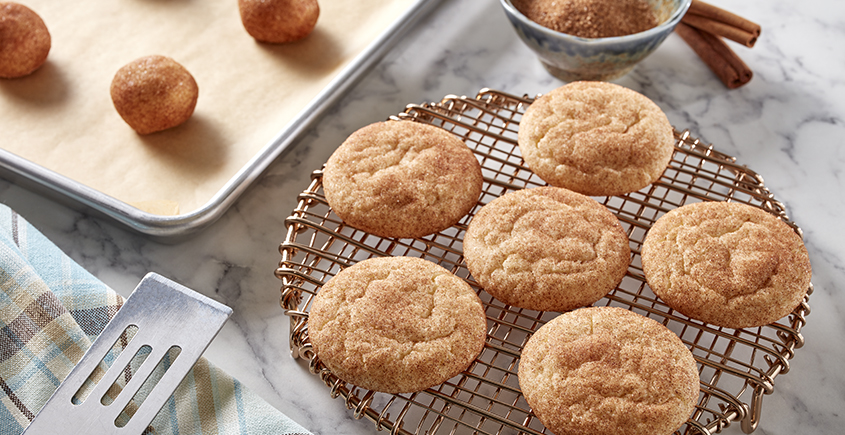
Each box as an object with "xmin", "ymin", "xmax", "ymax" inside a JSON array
[
  {"xmin": 682, "ymin": 0, "xmax": 761, "ymax": 47},
  {"xmin": 675, "ymin": 22, "xmax": 753, "ymax": 89}
]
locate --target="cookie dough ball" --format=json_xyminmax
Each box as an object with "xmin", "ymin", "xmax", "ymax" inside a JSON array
[
  {"xmin": 110, "ymin": 55, "xmax": 198, "ymax": 135},
  {"xmin": 518, "ymin": 81, "xmax": 676, "ymax": 197},
  {"xmin": 519, "ymin": 307, "xmax": 700, "ymax": 435},
  {"xmin": 642, "ymin": 201, "xmax": 812, "ymax": 329},
  {"xmin": 238, "ymin": 0, "xmax": 319, "ymax": 43},
  {"xmin": 309, "ymin": 256, "xmax": 488, "ymax": 394},
  {"xmin": 0, "ymin": 2, "xmax": 51, "ymax": 78}
]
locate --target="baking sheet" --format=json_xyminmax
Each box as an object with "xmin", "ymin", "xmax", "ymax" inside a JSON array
[{"xmin": 0, "ymin": 0, "xmax": 440, "ymax": 238}]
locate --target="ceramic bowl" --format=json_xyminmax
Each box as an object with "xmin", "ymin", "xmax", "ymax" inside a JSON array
[{"xmin": 500, "ymin": 0, "xmax": 691, "ymax": 81}]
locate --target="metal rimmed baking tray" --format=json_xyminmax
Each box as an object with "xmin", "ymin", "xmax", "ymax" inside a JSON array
[
  {"xmin": 0, "ymin": 0, "xmax": 441, "ymax": 239},
  {"xmin": 275, "ymin": 89, "xmax": 811, "ymax": 435}
]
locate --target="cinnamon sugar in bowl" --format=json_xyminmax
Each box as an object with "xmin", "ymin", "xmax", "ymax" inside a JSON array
[{"xmin": 500, "ymin": 0, "xmax": 691, "ymax": 81}]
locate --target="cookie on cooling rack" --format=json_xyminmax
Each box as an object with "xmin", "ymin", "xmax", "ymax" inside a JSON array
[
  {"xmin": 463, "ymin": 186, "xmax": 630, "ymax": 312},
  {"xmin": 322, "ymin": 120, "xmax": 483, "ymax": 239},
  {"xmin": 517, "ymin": 81, "xmax": 675, "ymax": 197},
  {"xmin": 518, "ymin": 306, "xmax": 699, "ymax": 435},
  {"xmin": 308, "ymin": 256, "xmax": 487, "ymax": 394},
  {"xmin": 641, "ymin": 201, "xmax": 812, "ymax": 329}
]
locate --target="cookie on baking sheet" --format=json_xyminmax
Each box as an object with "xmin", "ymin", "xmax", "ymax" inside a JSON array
[
  {"xmin": 642, "ymin": 201, "xmax": 812, "ymax": 329},
  {"xmin": 518, "ymin": 306, "xmax": 700, "ymax": 435},
  {"xmin": 110, "ymin": 55, "xmax": 198, "ymax": 134},
  {"xmin": 308, "ymin": 256, "xmax": 488, "ymax": 394},
  {"xmin": 0, "ymin": 2, "xmax": 51, "ymax": 78},
  {"xmin": 238, "ymin": 0, "xmax": 319, "ymax": 43},
  {"xmin": 463, "ymin": 186, "xmax": 630, "ymax": 312},
  {"xmin": 517, "ymin": 81, "xmax": 675, "ymax": 196},
  {"xmin": 323, "ymin": 120, "xmax": 483, "ymax": 239}
]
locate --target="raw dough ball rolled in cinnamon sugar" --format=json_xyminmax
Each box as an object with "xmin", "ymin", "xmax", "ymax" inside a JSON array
[
  {"xmin": 518, "ymin": 81, "xmax": 676, "ymax": 197},
  {"xmin": 642, "ymin": 201, "xmax": 812, "ymax": 329},
  {"xmin": 519, "ymin": 306, "xmax": 700, "ymax": 435},
  {"xmin": 463, "ymin": 186, "xmax": 630, "ymax": 312},
  {"xmin": 110, "ymin": 55, "xmax": 199, "ymax": 135},
  {"xmin": 308, "ymin": 256, "xmax": 488, "ymax": 394},
  {"xmin": 0, "ymin": 2, "xmax": 51, "ymax": 78},
  {"xmin": 238, "ymin": 0, "xmax": 319, "ymax": 43}
]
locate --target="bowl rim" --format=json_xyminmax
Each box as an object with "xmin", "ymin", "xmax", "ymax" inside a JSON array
[{"xmin": 499, "ymin": 0, "xmax": 693, "ymax": 44}]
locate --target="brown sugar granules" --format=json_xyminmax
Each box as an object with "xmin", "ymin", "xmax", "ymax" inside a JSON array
[{"xmin": 512, "ymin": 0, "xmax": 659, "ymax": 38}]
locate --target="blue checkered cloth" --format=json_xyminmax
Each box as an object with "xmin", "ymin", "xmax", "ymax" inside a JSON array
[{"xmin": 0, "ymin": 204, "xmax": 310, "ymax": 435}]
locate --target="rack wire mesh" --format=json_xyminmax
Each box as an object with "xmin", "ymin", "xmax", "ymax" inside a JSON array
[{"xmin": 275, "ymin": 89, "xmax": 811, "ymax": 435}]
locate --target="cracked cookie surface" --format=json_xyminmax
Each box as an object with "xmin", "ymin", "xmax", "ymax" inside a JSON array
[
  {"xmin": 463, "ymin": 186, "xmax": 630, "ymax": 312},
  {"xmin": 642, "ymin": 201, "xmax": 812, "ymax": 328},
  {"xmin": 308, "ymin": 256, "xmax": 487, "ymax": 393},
  {"xmin": 517, "ymin": 81, "xmax": 675, "ymax": 196},
  {"xmin": 519, "ymin": 306, "xmax": 699, "ymax": 435},
  {"xmin": 323, "ymin": 120, "xmax": 483, "ymax": 239}
]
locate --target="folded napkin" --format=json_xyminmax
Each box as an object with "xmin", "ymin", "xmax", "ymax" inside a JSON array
[{"xmin": 0, "ymin": 204, "xmax": 310, "ymax": 435}]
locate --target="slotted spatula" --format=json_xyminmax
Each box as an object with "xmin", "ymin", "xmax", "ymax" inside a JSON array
[{"xmin": 22, "ymin": 272, "xmax": 233, "ymax": 434}]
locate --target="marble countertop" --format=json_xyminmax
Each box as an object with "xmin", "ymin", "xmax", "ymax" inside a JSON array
[{"xmin": 2, "ymin": 0, "xmax": 843, "ymax": 434}]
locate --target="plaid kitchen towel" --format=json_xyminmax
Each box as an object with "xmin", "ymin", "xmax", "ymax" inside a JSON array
[{"xmin": 0, "ymin": 204, "xmax": 310, "ymax": 435}]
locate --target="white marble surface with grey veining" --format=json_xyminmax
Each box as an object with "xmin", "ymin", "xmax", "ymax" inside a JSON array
[{"xmin": 1, "ymin": 0, "xmax": 843, "ymax": 434}]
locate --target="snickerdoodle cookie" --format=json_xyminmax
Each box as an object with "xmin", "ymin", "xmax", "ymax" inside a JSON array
[
  {"xmin": 323, "ymin": 121, "xmax": 483, "ymax": 239},
  {"xmin": 110, "ymin": 55, "xmax": 198, "ymax": 134},
  {"xmin": 0, "ymin": 2, "xmax": 51, "ymax": 78},
  {"xmin": 308, "ymin": 256, "xmax": 487, "ymax": 394},
  {"xmin": 641, "ymin": 201, "xmax": 812, "ymax": 329},
  {"xmin": 463, "ymin": 186, "xmax": 630, "ymax": 312},
  {"xmin": 238, "ymin": 0, "xmax": 319, "ymax": 43},
  {"xmin": 518, "ymin": 81, "xmax": 675, "ymax": 196},
  {"xmin": 519, "ymin": 306, "xmax": 699, "ymax": 435}
]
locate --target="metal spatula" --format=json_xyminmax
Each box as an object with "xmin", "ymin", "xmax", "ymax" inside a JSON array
[{"xmin": 22, "ymin": 272, "xmax": 233, "ymax": 434}]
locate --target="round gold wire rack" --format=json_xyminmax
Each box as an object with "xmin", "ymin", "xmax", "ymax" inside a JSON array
[{"xmin": 275, "ymin": 89, "xmax": 811, "ymax": 435}]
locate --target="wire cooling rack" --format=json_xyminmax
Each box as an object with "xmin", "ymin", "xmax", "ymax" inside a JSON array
[{"xmin": 275, "ymin": 89, "xmax": 811, "ymax": 435}]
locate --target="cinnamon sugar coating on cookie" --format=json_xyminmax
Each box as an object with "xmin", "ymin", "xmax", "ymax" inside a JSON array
[
  {"xmin": 464, "ymin": 186, "xmax": 630, "ymax": 312},
  {"xmin": 110, "ymin": 55, "xmax": 198, "ymax": 135},
  {"xmin": 518, "ymin": 81, "xmax": 675, "ymax": 196},
  {"xmin": 519, "ymin": 307, "xmax": 699, "ymax": 435},
  {"xmin": 642, "ymin": 201, "xmax": 812, "ymax": 328},
  {"xmin": 323, "ymin": 121, "xmax": 483, "ymax": 239},
  {"xmin": 238, "ymin": 0, "xmax": 319, "ymax": 43},
  {"xmin": 0, "ymin": 2, "xmax": 51, "ymax": 78},
  {"xmin": 308, "ymin": 256, "xmax": 488, "ymax": 394}
]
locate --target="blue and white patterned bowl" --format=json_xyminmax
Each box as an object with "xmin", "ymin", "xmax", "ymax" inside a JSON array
[{"xmin": 500, "ymin": 0, "xmax": 691, "ymax": 81}]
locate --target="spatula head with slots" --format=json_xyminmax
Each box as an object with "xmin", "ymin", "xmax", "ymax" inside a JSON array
[{"xmin": 22, "ymin": 272, "xmax": 233, "ymax": 434}]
